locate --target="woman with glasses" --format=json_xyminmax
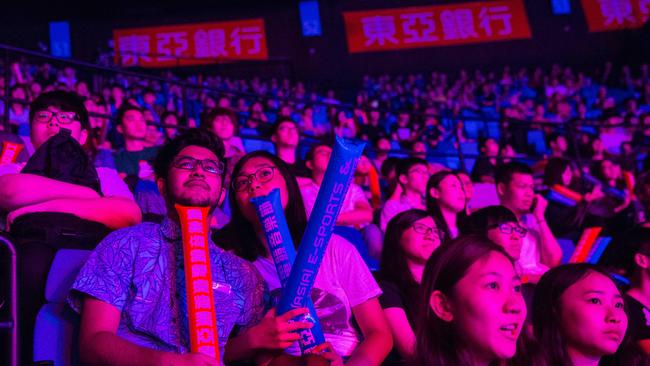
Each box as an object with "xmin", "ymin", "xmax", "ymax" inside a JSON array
[
  {"xmin": 214, "ymin": 150, "xmax": 392, "ymax": 365},
  {"xmin": 462, "ymin": 205, "xmax": 526, "ymax": 263},
  {"xmin": 377, "ymin": 209, "xmax": 443, "ymax": 365}
]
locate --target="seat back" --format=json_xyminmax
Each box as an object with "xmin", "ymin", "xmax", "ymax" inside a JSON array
[
  {"xmin": 33, "ymin": 249, "xmax": 91, "ymax": 366},
  {"xmin": 333, "ymin": 226, "xmax": 379, "ymax": 271}
]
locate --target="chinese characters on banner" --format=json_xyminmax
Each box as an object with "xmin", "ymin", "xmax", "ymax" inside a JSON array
[
  {"xmin": 113, "ymin": 19, "xmax": 268, "ymax": 67},
  {"xmin": 343, "ymin": 0, "xmax": 532, "ymax": 53},
  {"xmin": 580, "ymin": 0, "xmax": 650, "ymax": 31}
]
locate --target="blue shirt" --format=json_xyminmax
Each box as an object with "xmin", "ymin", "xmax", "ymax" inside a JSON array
[{"xmin": 69, "ymin": 218, "xmax": 267, "ymax": 360}]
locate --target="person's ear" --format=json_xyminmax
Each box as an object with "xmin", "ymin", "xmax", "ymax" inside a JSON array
[
  {"xmin": 429, "ymin": 290, "xmax": 454, "ymax": 322},
  {"xmin": 117, "ymin": 124, "xmax": 124, "ymax": 134},
  {"xmin": 157, "ymin": 177, "xmax": 167, "ymax": 200},
  {"xmin": 78, "ymin": 129, "xmax": 88, "ymax": 146},
  {"xmin": 306, "ymin": 160, "xmax": 314, "ymax": 171},
  {"xmin": 429, "ymin": 186, "xmax": 440, "ymax": 199},
  {"xmin": 218, "ymin": 187, "xmax": 226, "ymax": 206},
  {"xmin": 635, "ymin": 253, "xmax": 650, "ymax": 270},
  {"xmin": 497, "ymin": 182, "xmax": 506, "ymax": 197},
  {"xmin": 271, "ymin": 134, "xmax": 277, "ymax": 144}
]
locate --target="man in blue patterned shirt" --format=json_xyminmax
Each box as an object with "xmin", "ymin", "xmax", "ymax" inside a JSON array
[{"xmin": 68, "ymin": 129, "xmax": 267, "ymax": 365}]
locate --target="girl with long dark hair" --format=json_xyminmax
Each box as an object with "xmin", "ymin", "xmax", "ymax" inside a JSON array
[
  {"xmin": 214, "ymin": 150, "xmax": 392, "ymax": 365},
  {"xmin": 378, "ymin": 209, "xmax": 442, "ymax": 364},
  {"xmin": 414, "ymin": 235, "xmax": 526, "ymax": 366},
  {"xmin": 532, "ymin": 263, "xmax": 643, "ymax": 366},
  {"xmin": 426, "ymin": 170, "xmax": 466, "ymax": 240}
]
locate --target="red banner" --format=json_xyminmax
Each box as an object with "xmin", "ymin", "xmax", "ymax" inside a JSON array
[
  {"xmin": 113, "ymin": 19, "xmax": 268, "ymax": 68},
  {"xmin": 580, "ymin": 0, "xmax": 650, "ymax": 32},
  {"xmin": 343, "ymin": 0, "xmax": 532, "ymax": 53}
]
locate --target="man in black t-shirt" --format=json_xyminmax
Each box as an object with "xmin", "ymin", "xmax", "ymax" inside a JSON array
[{"xmin": 623, "ymin": 226, "xmax": 650, "ymax": 353}]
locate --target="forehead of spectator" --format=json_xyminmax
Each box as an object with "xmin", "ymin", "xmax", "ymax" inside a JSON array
[
  {"xmin": 495, "ymin": 162, "xmax": 533, "ymax": 186},
  {"xmin": 305, "ymin": 141, "xmax": 333, "ymax": 162},
  {"xmin": 396, "ymin": 157, "xmax": 429, "ymax": 178},
  {"xmin": 271, "ymin": 118, "xmax": 298, "ymax": 136},
  {"xmin": 116, "ymin": 104, "xmax": 145, "ymax": 126}
]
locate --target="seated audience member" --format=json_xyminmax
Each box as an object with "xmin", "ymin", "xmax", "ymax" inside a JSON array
[
  {"xmin": 426, "ymin": 170, "xmax": 466, "ymax": 240},
  {"xmin": 203, "ymin": 106, "xmax": 245, "ymax": 188},
  {"xmin": 471, "ymin": 137, "xmax": 500, "ymax": 183},
  {"xmin": 413, "ymin": 235, "xmax": 526, "ymax": 366},
  {"xmin": 0, "ymin": 90, "xmax": 141, "ymax": 364},
  {"xmin": 378, "ymin": 209, "xmax": 442, "ymax": 364},
  {"xmin": 371, "ymin": 137, "xmax": 392, "ymax": 171},
  {"xmin": 214, "ymin": 150, "xmax": 393, "ymax": 365},
  {"xmin": 160, "ymin": 110, "xmax": 181, "ymax": 141},
  {"xmin": 590, "ymin": 158, "xmax": 638, "ymax": 234},
  {"xmin": 543, "ymin": 157, "xmax": 605, "ymax": 240},
  {"xmin": 532, "ymin": 264, "xmax": 645, "ymax": 365},
  {"xmin": 548, "ymin": 132, "xmax": 570, "ymax": 158},
  {"xmin": 68, "ymin": 129, "xmax": 309, "ymax": 366},
  {"xmin": 380, "ymin": 157, "xmax": 430, "ymax": 231},
  {"xmin": 462, "ymin": 205, "xmax": 525, "ymax": 263},
  {"xmin": 270, "ymin": 118, "xmax": 309, "ymax": 178},
  {"xmin": 496, "ymin": 162, "xmax": 562, "ymax": 279},
  {"xmin": 379, "ymin": 157, "xmax": 401, "ymax": 201},
  {"xmin": 302, "ymin": 142, "xmax": 382, "ymax": 259},
  {"xmin": 454, "ymin": 170, "xmax": 474, "ymax": 215},
  {"xmin": 112, "ymin": 104, "xmax": 159, "ymax": 182},
  {"xmin": 623, "ymin": 227, "xmax": 650, "ymax": 354}
]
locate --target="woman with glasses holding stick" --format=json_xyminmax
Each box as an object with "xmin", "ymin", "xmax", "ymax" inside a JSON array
[{"xmin": 377, "ymin": 209, "xmax": 443, "ymax": 365}]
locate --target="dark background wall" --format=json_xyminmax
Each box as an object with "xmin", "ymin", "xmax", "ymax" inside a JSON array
[{"xmin": 0, "ymin": 0, "xmax": 647, "ymax": 88}]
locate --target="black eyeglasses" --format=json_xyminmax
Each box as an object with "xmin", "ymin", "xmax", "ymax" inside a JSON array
[
  {"xmin": 33, "ymin": 110, "xmax": 80, "ymax": 125},
  {"xmin": 491, "ymin": 223, "xmax": 528, "ymax": 238},
  {"xmin": 232, "ymin": 166, "xmax": 277, "ymax": 192},
  {"xmin": 412, "ymin": 223, "xmax": 443, "ymax": 238},
  {"xmin": 172, "ymin": 156, "xmax": 225, "ymax": 175}
]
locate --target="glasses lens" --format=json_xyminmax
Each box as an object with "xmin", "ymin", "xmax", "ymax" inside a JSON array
[
  {"xmin": 174, "ymin": 157, "xmax": 196, "ymax": 170},
  {"xmin": 233, "ymin": 177, "xmax": 249, "ymax": 191},
  {"xmin": 202, "ymin": 160, "xmax": 222, "ymax": 174},
  {"xmin": 35, "ymin": 111, "xmax": 52, "ymax": 122},
  {"xmin": 257, "ymin": 167, "xmax": 275, "ymax": 182},
  {"xmin": 57, "ymin": 113, "xmax": 74, "ymax": 123}
]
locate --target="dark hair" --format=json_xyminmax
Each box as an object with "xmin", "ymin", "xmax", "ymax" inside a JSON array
[
  {"xmin": 396, "ymin": 157, "xmax": 429, "ymax": 183},
  {"xmin": 414, "ymin": 235, "xmax": 514, "ymax": 366},
  {"xmin": 426, "ymin": 170, "xmax": 464, "ymax": 240},
  {"xmin": 29, "ymin": 90, "xmax": 90, "ymax": 130},
  {"xmin": 304, "ymin": 139, "xmax": 334, "ymax": 164},
  {"xmin": 115, "ymin": 103, "xmax": 144, "ymax": 127},
  {"xmin": 214, "ymin": 150, "xmax": 307, "ymax": 261},
  {"xmin": 622, "ymin": 227, "xmax": 650, "ymax": 280},
  {"xmin": 532, "ymin": 264, "xmax": 627, "ymax": 366},
  {"xmin": 547, "ymin": 132, "xmax": 566, "ymax": 147},
  {"xmin": 202, "ymin": 107, "xmax": 239, "ymax": 135},
  {"xmin": 495, "ymin": 162, "xmax": 533, "ymax": 186},
  {"xmin": 380, "ymin": 156, "xmax": 400, "ymax": 178},
  {"xmin": 462, "ymin": 205, "xmax": 518, "ymax": 236},
  {"xmin": 153, "ymin": 128, "xmax": 225, "ymax": 181},
  {"xmin": 543, "ymin": 158, "xmax": 572, "ymax": 187},
  {"xmin": 270, "ymin": 117, "xmax": 298, "ymax": 136},
  {"xmin": 379, "ymin": 209, "xmax": 435, "ymax": 324}
]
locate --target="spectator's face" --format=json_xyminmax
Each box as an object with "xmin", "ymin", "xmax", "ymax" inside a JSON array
[
  {"xmin": 601, "ymin": 160, "xmax": 619, "ymax": 181},
  {"xmin": 458, "ymin": 173, "xmax": 473, "ymax": 201},
  {"xmin": 119, "ymin": 110, "xmax": 147, "ymax": 140},
  {"xmin": 413, "ymin": 142, "xmax": 427, "ymax": 157},
  {"xmin": 562, "ymin": 166, "xmax": 573, "ymax": 186},
  {"xmin": 76, "ymin": 82, "xmax": 89, "ymax": 97},
  {"xmin": 273, "ymin": 122, "xmax": 299, "ymax": 147},
  {"xmin": 234, "ymin": 157, "xmax": 289, "ymax": 225},
  {"xmin": 377, "ymin": 139, "xmax": 391, "ymax": 154},
  {"xmin": 434, "ymin": 252, "xmax": 525, "ymax": 361},
  {"xmin": 310, "ymin": 145, "xmax": 332, "ymax": 175},
  {"xmin": 11, "ymin": 87, "xmax": 25, "ymax": 100},
  {"xmin": 554, "ymin": 136, "xmax": 568, "ymax": 153},
  {"xmin": 403, "ymin": 163, "xmax": 430, "ymax": 195},
  {"xmin": 592, "ymin": 139, "xmax": 603, "ymax": 153},
  {"xmin": 487, "ymin": 222, "xmax": 524, "ymax": 260},
  {"xmin": 163, "ymin": 145, "xmax": 223, "ymax": 208},
  {"xmin": 431, "ymin": 174, "xmax": 466, "ymax": 213},
  {"xmin": 111, "ymin": 87, "xmax": 124, "ymax": 100},
  {"xmin": 31, "ymin": 106, "xmax": 88, "ymax": 149},
  {"xmin": 401, "ymin": 216, "xmax": 441, "ymax": 265},
  {"xmin": 211, "ymin": 115, "xmax": 235, "ymax": 141},
  {"xmin": 499, "ymin": 173, "xmax": 534, "ymax": 214},
  {"xmin": 484, "ymin": 139, "xmax": 499, "ymax": 157},
  {"xmin": 559, "ymin": 272, "xmax": 627, "ymax": 358}
]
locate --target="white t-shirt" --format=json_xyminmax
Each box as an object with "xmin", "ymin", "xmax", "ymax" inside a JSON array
[
  {"xmin": 517, "ymin": 214, "xmax": 550, "ymax": 277},
  {"xmin": 300, "ymin": 181, "xmax": 369, "ymax": 226},
  {"xmin": 253, "ymin": 234, "xmax": 382, "ymax": 357}
]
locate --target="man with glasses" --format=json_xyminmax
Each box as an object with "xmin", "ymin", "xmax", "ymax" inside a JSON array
[
  {"xmin": 0, "ymin": 90, "xmax": 140, "ymax": 364},
  {"xmin": 69, "ymin": 129, "xmax": 269, "ymax": 366},
  {"xmin": 495, "ymin": 162, "xmax": 562, "ymax": 282},
  {"xmin": 380, "ymin": 157, "xmax": 430, "ymax": 231}
]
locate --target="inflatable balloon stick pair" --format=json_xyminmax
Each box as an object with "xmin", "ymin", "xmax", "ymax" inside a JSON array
[
  {"xmin": 569, "ymin": 227, "xmax": 603, "ymax": 263},
  {"xmin": 0, "ymin": 141, "xmax": 23, "ymax": 165},
  {"xmin": 251, "ymin": 189, "xmax": 326, "ymax": 353},
  {"xmin": 175, "ymin": 204, "xmax": 220, "ymax": 362},
  {"xmin": 253, "ymin": 136, "xmax": 365, "ymax": 353}
]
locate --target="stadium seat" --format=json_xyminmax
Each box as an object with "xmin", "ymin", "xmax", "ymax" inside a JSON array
[
  {"xmin": 333, "ymin": 226, "xmax": 379, "ymax": 271},
  {"xmin": 33, "ymin": 249, "xmax": 91, "ymax": 366},
  {"xmin": 241, "ymin": 138, "xmax": 276, "ymax": 154}
]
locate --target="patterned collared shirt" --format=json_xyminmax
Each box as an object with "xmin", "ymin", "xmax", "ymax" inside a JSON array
[{"xmin": 69, "ymin": 218, "xmax": 267, "ymax": 361}]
